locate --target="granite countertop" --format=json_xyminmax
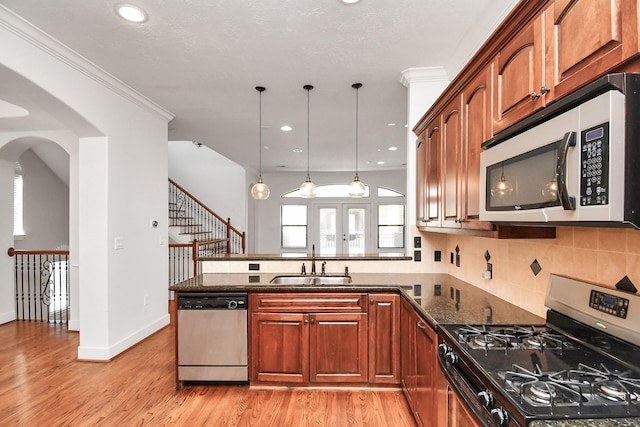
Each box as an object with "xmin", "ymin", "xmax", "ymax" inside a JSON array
[
  {"xmin": 199, "ymin": 253, "xmax": 412, "ymax": 261},
  {"xmin": 170, "ymin": 273, "xmax": 639, "ymax": 426},
  {"xmin": 170, "ymin": 272, "xmax": 545, "ymax": 327}
]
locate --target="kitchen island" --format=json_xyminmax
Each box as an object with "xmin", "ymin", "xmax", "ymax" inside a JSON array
[{"xmin": 169, "ymin": 273, "xmax": 640, "ymax": 427}]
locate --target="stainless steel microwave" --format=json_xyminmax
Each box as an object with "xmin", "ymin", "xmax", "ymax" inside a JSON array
[{"xmin": 480, "ymin": 73, "xmax": 640, "ymax": 229}]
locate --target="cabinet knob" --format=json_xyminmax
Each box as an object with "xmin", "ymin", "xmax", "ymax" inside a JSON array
[
  {"xmin": 370, "ymin": 299, "xmax": 375, "ymax": 305},
  {"xmin": 304, "ymin": 319, "xmax": 308, "ymax": 325},
  {"xmin": 540, "ymin": 85, "xmax": 551, "ymax": 95},
  {"xmin": 310, "ymin": 317, "xmax": 315, "ymax": 324},
  {"xmin": 529, "ymin": 91, "xmax": 541, "ymax": 101}
]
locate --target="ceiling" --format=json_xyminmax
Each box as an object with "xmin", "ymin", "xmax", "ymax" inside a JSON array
[{"xmin": 0, "ymin": 0, "xmax": 518, "ymax": 175}]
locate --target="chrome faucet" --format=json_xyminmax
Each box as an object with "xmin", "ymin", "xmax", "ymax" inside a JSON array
[
  {"xmin": 301, "ymin": 263, "xmax": 306, "ymax": 275},
  {"xmin": 321, "ymin": 261, "xmax": 326, "ymax": 276},
  {"xmin": 311, "ymin": 244, "xmax": 316, "ymax": 276}
]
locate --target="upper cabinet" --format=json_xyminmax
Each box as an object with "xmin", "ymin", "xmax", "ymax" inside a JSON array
[
  {"xmin": 493, "ymin": 17, "xmax": 546, "ymax": 133},
  {"xmin": 546, "ymin": 0, "xmax": 639, "ymax": 100},
  {"xmin": 413, "ymin": 0, "xmax": 640, "ymax": 237}
]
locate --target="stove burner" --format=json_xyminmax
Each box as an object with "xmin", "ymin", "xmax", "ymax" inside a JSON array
[
  {"xmin": 529, "ymin": 383, "xmax": 556, "ymax": 404},
  {"xmin": 456, "ymin": 325, "xmax": 575, "ymax": 354},
  {"xmin": 571, "ymin": 363, "xmax": 640, "ymax": 403}
]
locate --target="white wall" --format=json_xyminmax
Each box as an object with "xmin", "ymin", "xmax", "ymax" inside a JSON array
[
  {"xmin": 168, "ymin": 141, "xmax": 247, "ymax": 232},
  {"xmin": 0, "ymin": 160, "xmax": 14, "ymax": 323},
  {"xmin": 14, "ymin": 148, "xmax": 69, "ymax": 250},
  {"xmin": 0, "ymin": 8, "xmax": 173, "ymax": 359},
  {"xmin": 252, "ymin": 170, "xmax": 406, "ymax": 254}
]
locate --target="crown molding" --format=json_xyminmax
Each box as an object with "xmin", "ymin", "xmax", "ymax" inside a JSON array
[
  {"xmin": 0, "ymin": 5, "xmax": 174, "ymax": 122},
  {"xmin": 400, "ymin": 67, "xmax": 449, "ymax": 87}
]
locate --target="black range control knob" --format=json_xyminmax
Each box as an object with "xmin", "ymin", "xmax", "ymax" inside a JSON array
[
  {"xmin": 227, "ymin": 300, "xmax": 238, "ymax": 309},
  {"xmin": 438, "ymin": 343, "xmax": 451, "ymax": 356},
  {"xmin": 478, "ymin": 390, "xmax": 494, "ymax": 407},
  {"xmin": 445, "ymin": 350, "xmax": 459, "ymax": 365},
  {"xmin": 491, "ymin": 407, "xmax": 509, "ymax": 426}
]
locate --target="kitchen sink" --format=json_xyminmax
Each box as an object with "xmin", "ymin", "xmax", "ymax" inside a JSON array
[{"xmin": 270, "ymin": 275, "xmax": 352, "ymax": 285}]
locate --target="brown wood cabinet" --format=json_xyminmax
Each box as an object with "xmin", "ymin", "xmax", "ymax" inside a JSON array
[
  {"xmin": 493, "ymin": 16, "xmax": 546, "ymax": 133},
  {"xmin": 250, "ymin": 293, "xmax": 369, "ymax": 385},
  {"xmin": 400, "ymin": 298, "xmax": 438, "ymax": 427},
  {"xmin": 441, "ymin": 97, "xmax": 463, "ymax": 228},
  {"xmin": 416, "ymin": 118, "xmax": 442, "ymax": 228},
  {"xmin": 368, "ymin": 293, "xmax": 400, "ymax": 384},
  {"xmin": 438, "ymin": 376, "xmax": 481, "ymax": 427},
  {"xmin": 546, "ymin": 0, "xmax": 640, "ymax": 101},
  {"xmin": 460, "ymin": 67, "xmax": 494, "ymax": 231}
]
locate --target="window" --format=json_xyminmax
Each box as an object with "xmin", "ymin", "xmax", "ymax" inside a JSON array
[
  {"xmin": 281, "ymin": 205, "xmax": 307, "ymax": 248},
  {"xmin": 378, "ymin": 204, "xmax": 404, "ymax": 248},
  {"xmin": 377, "ymin": 187, "xmax": 404, "ymax": 197},
  {"xmin": 14, "ymin": 162, "xmax": 24, "ymax": 236}
]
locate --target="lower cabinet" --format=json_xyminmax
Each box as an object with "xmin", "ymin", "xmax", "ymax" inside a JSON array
[
  {"xmin": 438, "ymin": 375, "xmax": 482, "ymax": 427},
  {"xmin": 250, "ymin": 293, "xmax": 369, "ymax": 384},
  {"xmin": 368, "ymin": 293, "xmax": 400, "ymax": 384},
  {"xmin": 401, "ymin": 297, "xmax": 438, "ymax": 427}
]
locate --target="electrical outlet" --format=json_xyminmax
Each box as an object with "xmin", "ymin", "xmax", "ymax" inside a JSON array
[
  {"xmin": 434, "ymin": 250, "xmax": 441, "ymax": 262},
  {"xmin": 414, "ymin": 250, "xmax": 421, "ymax": 262},
  {"xmin": 413, "ymin": 236, "xmax": 421, "ymax": 248},
  {"xmin": 450, "ymin": 252, "xmax": 454, "ymax": 264},
  {"xmin": 249, "ymin": 263, "xmax": 260, "ymax": 271}
]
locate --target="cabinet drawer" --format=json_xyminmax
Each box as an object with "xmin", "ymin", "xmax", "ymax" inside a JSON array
[{"xmin": 251, "ymin": 293, "xmax": 367, "ymax": 313}]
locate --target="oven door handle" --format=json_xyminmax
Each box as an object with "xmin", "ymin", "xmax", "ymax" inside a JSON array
[
  {"xmin": 557, "ymin": 131, "xmax": 577, "ymax": 210},
  {"xmin": 437, "ymin": 352, "xmax": 495, "ymax": 427}
]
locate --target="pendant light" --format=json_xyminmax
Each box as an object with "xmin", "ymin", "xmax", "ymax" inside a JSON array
[
  {"xmin": 490, "ymin": 161, "xmax": 513, "ymax": 199},
  {"xmin": 348, "ymin": 83, "xmax": 366, "ymax": 197},
  {"xmin": 251, "ymin": 86, "xmax": 270, "ymax": 200},
  {"xmin": 299, "ymin": 84, "xmax": 316, "ymax": 198}
]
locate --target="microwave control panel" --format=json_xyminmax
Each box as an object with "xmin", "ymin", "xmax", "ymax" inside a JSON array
[{"xmin": 580, "ymin": 122, "xmax": 610, "ymax": 206}]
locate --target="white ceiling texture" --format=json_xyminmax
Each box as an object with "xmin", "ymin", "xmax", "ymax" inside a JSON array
[{"xmin": 0, "ymin": 0, "xmax": 518, "ymax": 175}]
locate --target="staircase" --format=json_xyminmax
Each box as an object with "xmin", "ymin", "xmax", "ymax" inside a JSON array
[{"xmin": 168, "ymin": 179, "xmax": 245, "ymax": 255}]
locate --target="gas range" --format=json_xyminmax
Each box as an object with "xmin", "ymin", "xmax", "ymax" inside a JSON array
[{"xmin": 437, "ymin": 274, "xmax": 640, "ymax": 426}]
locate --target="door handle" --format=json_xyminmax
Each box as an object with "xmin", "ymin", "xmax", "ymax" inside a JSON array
[{"xmin": 557, "ymin": 131, "xmax": 577, "ymax": 210}]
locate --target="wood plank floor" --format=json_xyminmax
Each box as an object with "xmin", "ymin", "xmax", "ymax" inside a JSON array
[{"xmin": 0, "ymin": 315, "xmax": 417, "ymax": 426}]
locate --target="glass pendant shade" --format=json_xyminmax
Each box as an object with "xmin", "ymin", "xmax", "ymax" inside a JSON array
[
  {"xmin": 491, "ymin": 174, "xmax": 514, "ymax": 198},
  {"xmin": 251, "ymin": 177, "xmax": 270, "ymax": 200},
  {"xmin": 299, "ymin": 176, "xmax": 316, "ymax": 198},
  {"xmin": 252, "ymin": 86, "xmax": 269, "ymax": 200},
  {"xmin": 348, "ymin": 175, "xmax": 365, "ymax": 197}
]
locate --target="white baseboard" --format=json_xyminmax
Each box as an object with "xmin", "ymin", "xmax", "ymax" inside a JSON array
[
  {"xmin": 77, "ymin": 314, "xmax": 170, "ymax": 361},
  {"xmin": 0, "ymin": 310, "xmax": 16, "ymax": 325}
]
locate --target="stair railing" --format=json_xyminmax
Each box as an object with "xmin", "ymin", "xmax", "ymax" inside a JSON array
[
  {"xmin": 168, "ymin": 178, "xmax": 245, "ymax": 254},
  {"xmin": 7, "ymin": 247, "xmax": 70, "ymax": 323}
]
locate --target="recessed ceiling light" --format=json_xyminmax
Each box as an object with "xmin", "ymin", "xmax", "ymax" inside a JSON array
[
  {"xmin": 292, "ymin": 148, "xmax": 303, "ymax": 153},
  {"xmin": 377, "ymin": 161, "xmax": 385, "ymax": 165},
  {"xmin": 263, "ymin": 145, "xmax": 270, "ymax": 150},
  {"xmin": 387, "ymin": 123, "xmax": 396, "ymax": 127},
  {"xmin": 116, "ymin": 4, "xmax": 148, "ymax": 23},
  {"xmin": 280, "ymin": 125, "xmax": 292, "ymax": 132},
  {"xmin": 339, "ymin": 0, "xmax": 361, "ymax": 4},
  {"xmin": 388, "ymin": 146, "xmax": 398, "ymax": 151}
]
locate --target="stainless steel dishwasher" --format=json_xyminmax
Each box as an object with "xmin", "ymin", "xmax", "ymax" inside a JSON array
[{"xmin": 177, "ymin": 292, "xmax": 248, "ymax": 382}]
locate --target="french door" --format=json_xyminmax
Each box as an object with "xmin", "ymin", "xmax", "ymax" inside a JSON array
[{"xmin": 315, "ymin": 204, "xmax": 370, "ymax": 256}]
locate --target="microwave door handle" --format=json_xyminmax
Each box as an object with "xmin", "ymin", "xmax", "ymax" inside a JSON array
[{"xmin": 557, "ymin": 131, "xmax": 577, "ymax": 210}]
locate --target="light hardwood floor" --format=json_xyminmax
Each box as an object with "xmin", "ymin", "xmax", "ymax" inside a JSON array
[{"xmin": 0, "ymin": 313, "xmax": 417, "ymax": 426}]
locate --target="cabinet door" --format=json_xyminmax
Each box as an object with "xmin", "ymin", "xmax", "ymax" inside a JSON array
[
  {"xmin": 413, "ymin": 314, "xmax": 438, "ymax": 427},
  {"xmin": 444, "ymin": 384, "xmax": 481, "ymax": 427},
  {"xmin": 400, "ymin": 298, "xmax": 416, "ymax": 406},
  {"xmin": 251, "ymin": 312, "xmax": 309, "ymax": 383},
  {"xmin": 309, "ymin": 312, "xmax": 368, "ymax": 383},
  {"xmin": 493, "ymin": 16, "xmax": 545, "ymax": 133},
  {"xmin": 416, "ymin": 131, "xmax": 428, "ymax": 227},
  {"xmin": 546, "ymin": 0, "xmax": 638, "ymax": 100},
  {"xmin": 461, "ymin": 67, "xmax": 494, "ymax": 231},
  {"xmin": 441, "ymin": 97, "xmax": 463, "ymax": 228},
  {"xmin": 424, "ymin": 118, "xmax": 442, "ymax": 227},
  {"xmin": 368, "ymin": 294, "xmax": 400, "ymax": 384}
]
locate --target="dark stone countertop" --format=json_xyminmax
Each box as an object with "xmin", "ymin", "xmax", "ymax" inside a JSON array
[
  {"xmin": 199, "ymin": 253, "xmax": 412, "ymax": 261},
  {"xmin": 169, "ymin": 272, "xmax": 544, "ymax": 327},
  {"xmin": 169, "ymin": 273, "xmax": 639, "ymax": 427}
]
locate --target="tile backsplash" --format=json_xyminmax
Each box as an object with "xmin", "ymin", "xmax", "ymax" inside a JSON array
[{"xmin": 426, "ymin": 227, "xmax": 640, "ymax": 318}]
